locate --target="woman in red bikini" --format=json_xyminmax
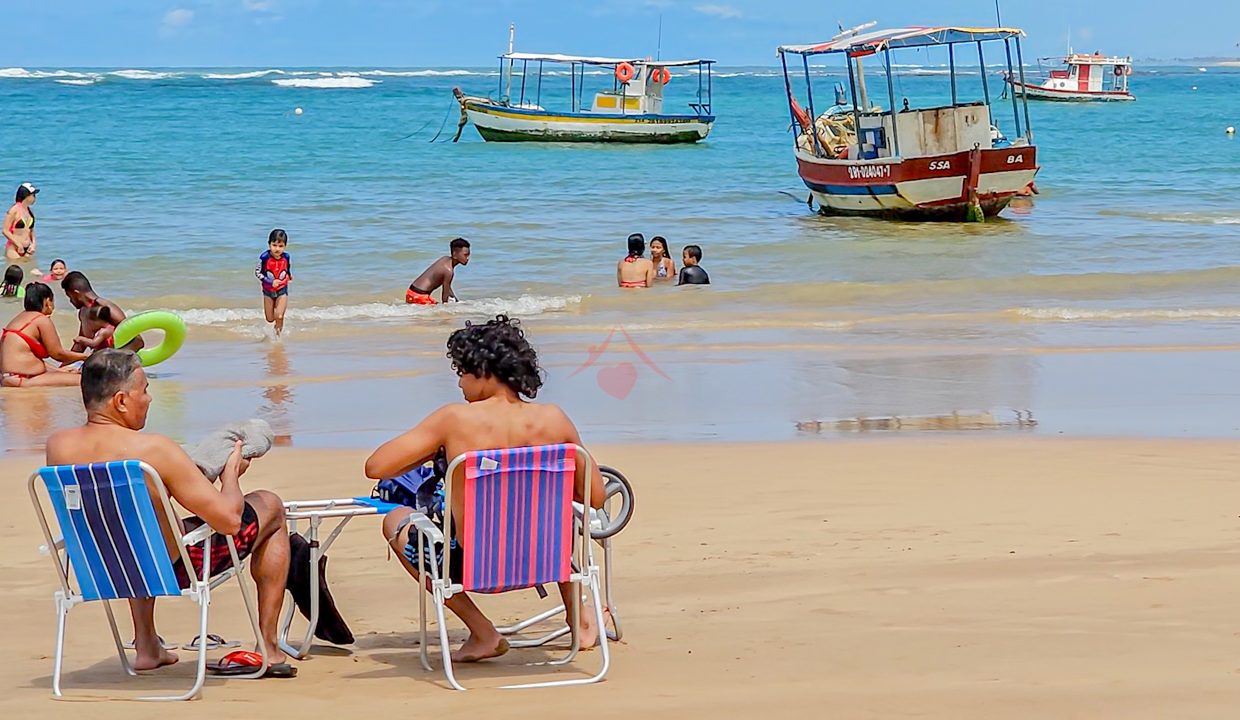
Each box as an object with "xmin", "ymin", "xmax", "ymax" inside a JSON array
[
  {"xmin": 616, "ymin": 233, "xmax": 655, "ymax": 289},
  {"xmin": 1, "ymin": 282, "xmax": 89, "ymax": 387},
  {"xmin": 3, "ymin": 183, "xmax": 39, "ymax": 262}
]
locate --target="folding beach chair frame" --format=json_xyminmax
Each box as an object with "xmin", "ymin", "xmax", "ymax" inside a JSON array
[
  {"xmin": 409, "ymin": 443, "xmax": 610, "ymax": 690},
  {"xmin": 495, "ymin": 501, "xmax": 624, "ymax": 647},
  {"xmin": 29, "ymin": 461, "xmax": 268, "ymax": 701},
  {"xmin": 495, "ymin": 464, "xmax": 632, "ymax": 647}
]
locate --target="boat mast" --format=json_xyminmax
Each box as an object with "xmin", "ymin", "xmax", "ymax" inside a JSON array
[{"xmin": 505, "ymin": 23, "xmax": 515, "ymax": 102}]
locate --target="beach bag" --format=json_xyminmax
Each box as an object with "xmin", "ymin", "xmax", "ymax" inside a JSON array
[{"xmin": 371, "ymin": 447, "xmax": 447, "ymax": 521}]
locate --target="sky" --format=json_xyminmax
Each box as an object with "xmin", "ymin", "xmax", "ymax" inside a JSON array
[{"xmin": 6, "ymin": 0, "xmax": 1239, "ymax": 67}]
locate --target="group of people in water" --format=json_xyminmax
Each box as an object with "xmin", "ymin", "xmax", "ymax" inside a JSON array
[{"xmin": 617, "ymin": 233, "xmax": 710, "ymax": 289}]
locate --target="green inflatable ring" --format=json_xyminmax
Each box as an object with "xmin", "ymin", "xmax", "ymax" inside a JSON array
[{"xmin": 113, "ymin": 311, "xmax": 187, "ymax": 367}]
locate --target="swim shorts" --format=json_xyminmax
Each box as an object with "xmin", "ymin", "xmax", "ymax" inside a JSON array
[
  {"xmin": 263, "ymin": 286, "xmax": 289, "ymax": 300},
  {"xmin": 174, "ymin": 502, "xmax": 261, "ymax": 588},
  {"xmin": 405, "ymin": 289, "xmax": 437, "ymax": 305},
  {"xmin": 403, "ymin": 516, "xmax": 463, "ymax": 584}
]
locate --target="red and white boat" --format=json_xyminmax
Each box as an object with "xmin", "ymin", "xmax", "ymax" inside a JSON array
[
  {"xmin": 779, "ymin": 25, "xmax": 1039, "ymax": 221},
  {"xmin": 1006, "ymin": 52, "xmax": 1135, "ymax": 102}
]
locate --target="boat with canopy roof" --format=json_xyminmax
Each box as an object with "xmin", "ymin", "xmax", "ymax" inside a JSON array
[
  {"xmin": 454, "ymin": 47, "xmax": 716, "ymax": 143},
  {"xmin": 1006, "ymin": 52, "xmax": 1135, "ymax": 102},
  {"xmin": 778, "ymin": 24, "xmax": 1040, "ymax": 221}
]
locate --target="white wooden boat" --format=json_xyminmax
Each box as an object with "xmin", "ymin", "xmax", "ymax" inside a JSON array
[
  {"xmin": 779, "ymin": 25, "xmax": 1040, "ymax": 221},
  {"xmin": 455, "ymin": 52, "xmax": 716, "ymax": 144},
  {"xmin": 1006, "ymin": 52, "xmax": 1135, "ymax": 102}
]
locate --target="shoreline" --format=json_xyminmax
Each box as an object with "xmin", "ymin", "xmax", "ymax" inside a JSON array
[{"xmin": 5, "ymin": 437, "xmax": 1240, "ymax": 716}]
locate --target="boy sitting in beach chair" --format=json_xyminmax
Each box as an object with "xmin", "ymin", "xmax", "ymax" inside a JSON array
[{"xmin": 366, "ymin": 315, "xmax": 606, "ymax": 663}]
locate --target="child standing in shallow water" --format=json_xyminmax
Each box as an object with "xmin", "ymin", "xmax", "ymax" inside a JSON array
[{"xmin": 256, "ymin": 229, "xmax": 292, "ymax": 335}]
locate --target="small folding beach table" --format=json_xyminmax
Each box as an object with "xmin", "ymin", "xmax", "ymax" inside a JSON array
[
  {"xmin": 277, "ymin": 477, "xmax": 630, "ymax": 659},
  {"xmin": 277, "ymin": 496, "xmax": 400, "ymax": 659}
]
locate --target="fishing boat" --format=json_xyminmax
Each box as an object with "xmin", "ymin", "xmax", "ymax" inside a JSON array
[
  {"xmin": 454, "ymin": 51, "xmax": 715, "ymax": 144},
  {"xmin": 1005, "ymin": 52, "xmax": 1135, "ymax": 101},
  {"xmin": 778, "ymin": 25, "xmax": 1039, "ymax": 221}
]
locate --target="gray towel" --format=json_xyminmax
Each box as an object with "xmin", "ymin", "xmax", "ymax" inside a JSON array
[{"xmin": 185, "ymin": 419, "xmax": 275, "ymax": 481}]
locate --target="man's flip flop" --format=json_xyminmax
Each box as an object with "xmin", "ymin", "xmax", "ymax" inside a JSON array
[
  {"xmin": 183, "ymin": 633, "xmax": 241, "ymax": 651},
  {"xmin": 207, "ymin": 650, "xmax": 298, "ymax": 678},
  {"xmin": 123, "ymin": 635, "xmax": 176, "ymax": 651}
]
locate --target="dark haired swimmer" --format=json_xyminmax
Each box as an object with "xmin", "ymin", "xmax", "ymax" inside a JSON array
[
  {"xmin": 366, "ymin": 315, "xmax": 606, "ymax": 662},
  {"xmin": 677, "ymin": 244, "xmax": 710, "ymax": 286},
  {"xmin": 1, "ymin": 282, "xmax": 89, "ymax": 386},
  {"xmin": 62, "ymin": 271, "xmax": 142, "ymax": 356},
  {"xmin": 4, "ymin": 183, "xmax": 38, "ymax": 261},
  {"xmin": 406, "ymin": 237, "xmax": 470, "ymax": 305},
  {"xmin": 617, "ymin": 233, "xmax": 655, "ymax": 289},
  {"xmin": 649, "ymin": 236, "xmax": 676, "ymax": 281}
]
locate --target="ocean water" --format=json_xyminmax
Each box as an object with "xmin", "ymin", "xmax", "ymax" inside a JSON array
[{"xmin": 2, "ymin": 63, "xmax": 1240, "ymax": 448}]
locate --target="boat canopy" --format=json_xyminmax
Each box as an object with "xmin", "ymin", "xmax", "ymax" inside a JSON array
[
  {"xmin": 500, "ymin": 52, "xmax": 714, "ymax": 67},
  {"xmin": 779, "ymin": 26, "xmax": 1024, "ymax": 57}
]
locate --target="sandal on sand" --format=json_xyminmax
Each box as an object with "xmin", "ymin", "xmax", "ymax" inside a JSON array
[
  {"xmin": 207, "ymin": 650, "xmax": 298, "ymax": 678},
  {"xmin": 183, "ymin": 633, "xmax": 241, "ymax": 651},
  {"xmin": 123, "ymin": 635, "xmax": 176, "ymax": 651}
]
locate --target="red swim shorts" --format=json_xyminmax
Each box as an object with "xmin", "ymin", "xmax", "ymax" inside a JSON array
[{"xmin": 405, "ymin": 289, "xmax": 437, "ymax": 305}]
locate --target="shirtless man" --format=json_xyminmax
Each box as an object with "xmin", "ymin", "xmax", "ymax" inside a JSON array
[
  {"xmin": 61, "ymin": 271, "xmax": 144, "ymax": 355},
  {"xmin": 45, "ymin": 350, "xmax": 296, "ymax": 677},
  {"xmin": 365, "ymin": 315, "xmax": 605, "ymax": 662},
  {"xmin": 406, "ymin": 237, "xmax": 470, "ymax": 305}
]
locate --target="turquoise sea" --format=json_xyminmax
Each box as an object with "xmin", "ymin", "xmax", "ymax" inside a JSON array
[{"xmin": 2, "ymin": 62, "xmax": 1240, "ymax": 448}]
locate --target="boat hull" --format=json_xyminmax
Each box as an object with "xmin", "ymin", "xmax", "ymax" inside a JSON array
[
  {"xmin": 1007, "ymin": 78, "xmax": 1135, "ymax": 102},
  {"xmin": 796, "ymin": 146, "xmax": 1039, "ymax": 221},
  {"xmin": 465, "ymin": 102, "xmax": 713, "ymax": 144}
]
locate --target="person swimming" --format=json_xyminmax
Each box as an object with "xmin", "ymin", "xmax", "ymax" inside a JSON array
[
  {"xmin": 616, "ymin": 233, "xmax": 655, "ymax": 289},
  {"xmin": 406, "ymin": 237, "xmax": 471, "ymax": 305},
  {"xmin": 650, "ymin": 236, "xmax": 676, "ymax": 281},
  {"xmin": 41, "ymin": 258, "xmax": 67, "ymax": 284},
  {"xmin": 677, "ymin": 244, "xmax": 711, "ymax": 286},
  {"xmin": 2, "ymin": 265, "xmax": 22, "ymax": 298}
]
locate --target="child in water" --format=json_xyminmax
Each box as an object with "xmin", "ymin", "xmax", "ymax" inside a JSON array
[
  {"xmin": 256, "ymin": 228, "xmax": 292, "ymax": 335},
  {"xmin": 74, "ymin": 305, "xmax": 116, "ymax": 350},
  {"xmin": 677, "ymin": 244, "xmax": 710, "ymax": 285},
  {"xmin": 2, "ymin": 264, "xmax": 22, "ymax": 297}
]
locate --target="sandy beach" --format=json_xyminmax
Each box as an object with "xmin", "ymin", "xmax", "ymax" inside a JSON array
[{"xmin": 4, "ymin": 438, "xmax": 1240, "ymax": 717}]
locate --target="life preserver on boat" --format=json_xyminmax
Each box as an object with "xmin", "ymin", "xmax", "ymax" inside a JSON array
[
  {"xmin": 615, "ymin": 62, "xmax": 636, "ymax": 84},
  {"xmin": 1114, "ymin": 65, "xmax": 1124, "ymax": 77},
  {"xmin": 649, "ymin": 67, "xmax": 671, "ymax": 85},
  {"xmin": 1124, "ymin": 65, "xmax": 1132, "ymax": 76}
]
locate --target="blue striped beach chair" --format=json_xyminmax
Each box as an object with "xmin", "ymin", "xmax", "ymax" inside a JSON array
[
  {"xmin": 29, "ymin": 460, "xmax": 267, "ymax": 700},
  {"xmin": 407, "ymin": 443, "xmax": 610, "ymax": 690}
]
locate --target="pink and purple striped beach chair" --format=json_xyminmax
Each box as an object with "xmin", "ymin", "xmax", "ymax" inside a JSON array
[
  {"xmin": 408, "ymin": 443, "xmax": 611, "ymax": 689},
  {"xmin": 29, "ymin": 460, "xmax": 268, "ymax": 700}
]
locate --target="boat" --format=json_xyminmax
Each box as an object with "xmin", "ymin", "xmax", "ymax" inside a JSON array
[
  {"xmin": 1005, "ymin": 52, "xmax": 1135, "ymax": 101},
  {"xmin": 454, "ymin": 51, "xmax": 716, "ymax": 144},
  {"xmin": 778, "ymin": 24, "xmax": 1040, "ymax": 221}
]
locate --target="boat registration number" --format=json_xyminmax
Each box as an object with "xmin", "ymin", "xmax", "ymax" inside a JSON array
[{"xmin": 928, "ymin": 160, "xmax": 951, "ymax": 171}]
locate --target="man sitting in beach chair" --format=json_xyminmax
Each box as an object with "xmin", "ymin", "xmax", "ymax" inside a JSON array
[
  {"xmin": 366, "ymin": 314, "xmax": 606, "ymax": 663},
  {"xmin": 45, "ymin": 349, "xmax": 296, "ymax": 676}
]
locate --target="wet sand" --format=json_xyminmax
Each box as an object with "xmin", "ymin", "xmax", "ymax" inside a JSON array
[{"xmin": 4, "ymin": 438, "xmax": 1240, "ymax": 717}]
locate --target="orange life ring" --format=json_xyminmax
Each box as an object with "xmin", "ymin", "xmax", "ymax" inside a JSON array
[
  {"xmin": 649, "ymin": 67, "xmax": 671, "ymax": 85},
  {"xmin": 1124, "ymin": 65, "xmax": 1132, "ymax": 76},
  {"xmin": 615, "ymin": 63, "xmax": 636, "ymax": 84}
]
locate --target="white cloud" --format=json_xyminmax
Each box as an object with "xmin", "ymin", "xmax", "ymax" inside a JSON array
[
  {"xmin": 161, "ymin": 8, "xmax": 194, "ymax": 35},
  {"xmin": 694, "ymin": 3, "xmax": 741, "ymax": 19},
  {"xmin": 243, "ymin": 0, "xmax": 277, "ymax": 11}
]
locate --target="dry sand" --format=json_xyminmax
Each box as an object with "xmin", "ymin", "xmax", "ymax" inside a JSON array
[{"xmin": 4, "ymin": 437, "xmax": 1240, "ymax": 717}]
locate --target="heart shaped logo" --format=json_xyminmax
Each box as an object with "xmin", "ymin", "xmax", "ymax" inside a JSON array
[{"xmin": 596, "ymin": 362, "xmax": 638, "ymax": 400}]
